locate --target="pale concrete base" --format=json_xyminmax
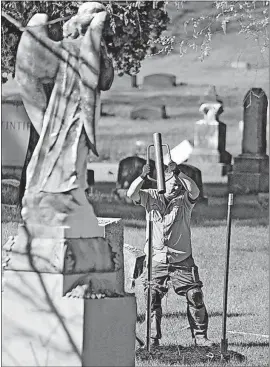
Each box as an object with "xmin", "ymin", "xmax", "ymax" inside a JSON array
[
  {"xmin": 187, "ymin": 156, "xmax": 227, "ymax": 183},
  {"xmin": 189, "ymin": 149, "xmax": 222, "ymax": 164},
  {"xmin": 82, "ymin": 296, "xmax": 137, "ymax": 367},
  {"xmin": 228, "ymin": 172, "xmax": 269, "ymax": 194},
  {"xmin": 228, "ymin": 154, "xmax": 269, "ymax": 194},
  {"xmin": 3, "ymin": 271, "xmax": 83, "ymax": 367},
  {"xmin": 2, "ymin": 271, "xmax": 137, "ymax": 367},
  {"xmin": 87, "ymin": 162, "xmax": 118, "ymax": 182},
  {"xmin": 123, "ymin": 243, "xmax": 146, "ymax": 291}
]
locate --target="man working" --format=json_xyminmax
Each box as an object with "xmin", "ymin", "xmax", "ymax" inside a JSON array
[{"xmin": 127, "ymin": 161, "xmax": 214, "ymax": 348}]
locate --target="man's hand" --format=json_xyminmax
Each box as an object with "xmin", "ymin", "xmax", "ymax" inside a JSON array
[
  {"xmin": 140, "ymin": 164, "xmax": 151, "ymax": 180},
  {"xmin": 167, "ymin": 161, "xmax": 180, "ymax": 175}
]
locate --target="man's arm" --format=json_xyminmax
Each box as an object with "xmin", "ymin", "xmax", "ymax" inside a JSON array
[
  {"xmin": 126, "ymin": 176, "xmax": 145, "ymax": 203},
  {"xmin": 126, "ymin": 164, "xmax": 151, "ymax": 203},
  {"xmin": 179, "ymin": 172, "xmax": 200, "ymax": 200}
]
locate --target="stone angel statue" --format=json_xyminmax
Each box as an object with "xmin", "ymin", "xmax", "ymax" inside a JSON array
[{"xmin": 15, "ymin": 2, "xmax": 114, "ymax": 236}]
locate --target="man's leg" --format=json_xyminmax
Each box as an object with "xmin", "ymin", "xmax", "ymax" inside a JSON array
[
  {"xmin": 170, "ymin": 257, "xmax": 213, "ymax": 346},
  {"xmin": 143, "ymin": 261, "xmax": 169, "ymax": 343},
  {"xmin": 186, "ymin": 285, "xmax": 209, "ymax": 341}
]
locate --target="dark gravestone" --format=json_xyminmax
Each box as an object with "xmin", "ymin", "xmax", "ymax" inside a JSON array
[
  {"xmin": 131, "ymin": 75, "xmax": 137, "ymax": 88},
  {"xmin": 130, "ymin": 105, "xmax": 167, "ymax": 120},
  {"xmin": 143, "ymin": 73, "xmax": 176, "ymax": 88},
  {"xmin": 115, "ymin": 156, "xmax": 156, "ymax": 202},
  {"xmin": 115, "ymin": 156, "xmax": 207, "ymax": 204},
  {"xmin": 228, "ymin": 88, "xmax": 269, "ymax": 193},
  {"xmin": 177, "ymin": 163, "xmax": 208, "ymax": 204},
  {"xmin": 87, "ymin": 169, "xmax": 95, "ymax": 187},
  {"xmin": 242, "ymin": 89, "xmax": 267, "ymax": 155}
]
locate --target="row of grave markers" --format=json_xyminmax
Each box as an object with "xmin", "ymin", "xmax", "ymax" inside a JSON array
[{"xmin": 1, "ymin": 76, "xmax": 269, "ymax": 194}]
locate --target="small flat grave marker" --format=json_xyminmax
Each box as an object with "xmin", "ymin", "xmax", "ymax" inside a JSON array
[
  {"xmin": 143, "ymin": 73, "xmax": 176, "ymax": 88},
  {"xmin": 130, "ymin": 105, "xmax": 167, "ymax": 120}
]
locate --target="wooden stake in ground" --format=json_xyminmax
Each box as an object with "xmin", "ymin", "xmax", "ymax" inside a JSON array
[
  {"xmin": 221, "ymin": 193, "xmax": 234, "ymax": 354},
  {"xmin": 146, "ymin": 215, "xmax": 153, "ymax": 352}
]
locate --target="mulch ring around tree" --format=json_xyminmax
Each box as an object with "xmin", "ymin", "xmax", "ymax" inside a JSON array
[{"xmin": 136, "ymin": 344, "xmax": 245, "ymax": 365}]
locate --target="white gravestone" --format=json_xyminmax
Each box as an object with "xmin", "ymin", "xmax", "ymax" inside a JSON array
[
  {"xmin": 2, "ymin": 101, "xmax": 31, "ymax": 167},
  {"xmin": 188, "ymin": 102, "xmax": 231, "ymax": 182},
  {"xmin": 2, "ymin": 77, "xmax": 31, "ymax": 178},
  {"xmin": 163, "ymin": 140, "xmax": 193, "ymax": 165}
]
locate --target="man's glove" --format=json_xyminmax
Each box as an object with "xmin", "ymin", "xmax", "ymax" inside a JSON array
[{"xmin": 140, "ymin": 164, "xmax": 151, "ymax": 179}]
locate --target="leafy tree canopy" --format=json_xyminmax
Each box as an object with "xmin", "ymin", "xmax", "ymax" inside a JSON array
[
  {"xmin": 1, "ymin": 1, "xmax": 269, "ymax": 83},
  {"xmin": 1, "ymin": 1, "xmax": 170, "ymax": 81}
]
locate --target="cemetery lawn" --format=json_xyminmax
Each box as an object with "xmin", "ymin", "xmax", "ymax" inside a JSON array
[
  {"xmin": 2, "ymin": 218, "xmax": 268, "ymax": 366},
  {"xmin": 125, "ymin": 223, "xmax": 269, "ymax": 366}
]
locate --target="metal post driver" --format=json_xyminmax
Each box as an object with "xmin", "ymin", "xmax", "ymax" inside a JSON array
[{"xmin": 145, "ymin": 132, "xmax": 171, "ymax": 351}]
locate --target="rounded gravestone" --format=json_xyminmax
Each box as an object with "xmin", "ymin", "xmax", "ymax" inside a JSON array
[
  {"xmin": 115, "ymin": 156, "xmax": 157, "ymax": 202},
  {"xmin": 143, "ymin": 73, "xmax": 176, "ymax": 88},
  {"xmin": 231, "ymin": 61, "xmax": 251, "ymax": 70},
  {"xmin": 130, "ymin": 105, "xmax": 167, "ymax": 120},
  {"xmin": 177, "ymin": 163, "xmax": 208, "ymax": 204}
]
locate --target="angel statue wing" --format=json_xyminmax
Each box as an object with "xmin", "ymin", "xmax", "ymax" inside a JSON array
[
  {"xmin": 15, "ymin": 14, "xmax": 60, "ymax": 135},
  {"xmin": 15, "ymin": 3, "xmax": 114, "ymax": 194}
]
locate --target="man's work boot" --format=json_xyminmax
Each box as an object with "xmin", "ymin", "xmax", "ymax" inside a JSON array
[
  {"xmin": 151, "ymin": 338, "xmax": 160, "ymax": 347},
  {"xmin": 195, "ymin": 337, "xmax": 215, "ymax": 347}
]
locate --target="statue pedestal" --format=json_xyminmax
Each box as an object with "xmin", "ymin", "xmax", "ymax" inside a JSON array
[
  {"xmin": 2, "ymin": 218, "xmax": 137, "ymax": 367},
  {"xmin": 3, "ymin": 271, "xmax": 136, "ymax": 367}
]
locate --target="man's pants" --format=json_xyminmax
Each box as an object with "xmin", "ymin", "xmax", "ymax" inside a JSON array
[{"xmin": 143, "ymin": 256, "xmax": 209, "ymax": 340}]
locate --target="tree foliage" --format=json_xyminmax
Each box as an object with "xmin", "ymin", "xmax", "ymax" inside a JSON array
[
  {"xmin": 1, "ymin": 1, "xmax": 170, "ymax": 81},
  {"xmin": 1, "ymin": 1, "xmax": 269, "ymax": 82},
  {"xmin": 174, "ymin": 1, "xmax": 269, "ymax": 61}
]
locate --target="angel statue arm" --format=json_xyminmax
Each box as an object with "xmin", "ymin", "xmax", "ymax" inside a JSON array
[{"xmin": 78, "ymin": 8, "xmax": 114, "ymax": 156}]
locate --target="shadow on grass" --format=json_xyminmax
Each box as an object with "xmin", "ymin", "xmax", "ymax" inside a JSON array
[
  {"xmin": 136, "ymin": 344, "xmax": 246, "ymax": 365},
  {"xmin": 230, "ymin": 341, "xmax": 269, "ymax": 347},
  {"xmin": 2, "ymin": 197, "xmax": 268, "ymax": 228},
  {"xmin": 137, "ymin": 311, "xmax": 252, "ymax": 324},
  {"xmin": 209, "ymin": 311, "xmax": 255, "ymax": 318},
  {"xmin": 123, "ymin": 216, "xmax": 269, "ymax": 229}
]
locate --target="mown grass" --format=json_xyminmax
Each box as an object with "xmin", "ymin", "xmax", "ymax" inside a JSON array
[
  {"xmin": 2, "ymin": 209, "xmax": 269, "ymax": 366},
  {"xmin": 94, "ymin": 113, "xmax": 243, "ymax": 163},
  {"xmin": 125, "ymin": 224, "xmax": 269, "ymax": 366}
]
